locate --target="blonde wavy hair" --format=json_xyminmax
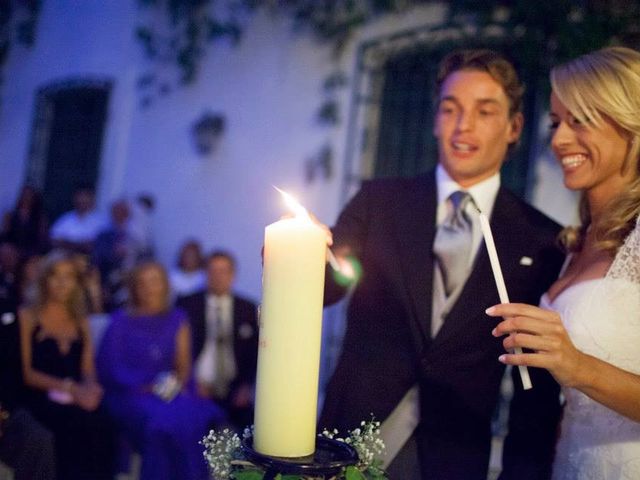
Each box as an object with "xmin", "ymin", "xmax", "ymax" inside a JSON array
[
  {"xmin": 35, "ymin": 251, "xmax": 87, "ymax": 325},
  {"xmin": 551, "ymin": 46, "xmax": 640, "ymax": 253}
]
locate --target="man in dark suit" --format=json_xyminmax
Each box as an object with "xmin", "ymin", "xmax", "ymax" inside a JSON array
[
  {"xmin": 177, "ymin": 250, "xmax": 259, "ymax": 430},
  {"xmin": 319, "ymin": 50, "xmax": 564, "ymax": 479}
]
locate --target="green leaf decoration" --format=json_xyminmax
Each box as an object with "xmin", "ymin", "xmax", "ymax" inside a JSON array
[
  {"xmin": 364, "ymin": 467, "xmax": 387, "ymax": 480},
  {"xmin": 233, "ymin": 470, "xmax": 264, "ymax": 480},
  {"xmin": 365, "ymin": 459, "xmax": 387, "ymax": 478},
  {"xmin": 345, "ymin": 466, "xmax": 367, "ymax": 480}
]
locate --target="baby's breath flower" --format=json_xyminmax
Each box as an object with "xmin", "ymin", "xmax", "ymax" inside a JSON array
[
  {"xmin": 242, "ymin": 425, "xmax": 254, "ymax": 440},
  {"xmin": 346, "ymin": 419, "xmax": 385, "ymax": 470},
  {"xmin": 319, "ymin": 419, "xmax": 386, "ymax": 474},
  {"xmin": 204, "ymin": 420, "xmax": 387, "ymax": 479},
  {"xmin": 201, "ymin": 428, "xmax": 241, "ymax": 479}
]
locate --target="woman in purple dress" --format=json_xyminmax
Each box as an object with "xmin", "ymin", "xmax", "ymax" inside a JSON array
[{"xmin": 97, "ymin": 261, "xmax": 224, "ymax": 480}]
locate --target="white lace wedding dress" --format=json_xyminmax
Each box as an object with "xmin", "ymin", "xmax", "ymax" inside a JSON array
[{"xmin": 540, "ymin": 218, "xmax": 640, "ymax": 479}]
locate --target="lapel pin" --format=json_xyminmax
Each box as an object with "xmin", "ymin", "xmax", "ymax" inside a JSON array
[{"xmin": 519, "ymin": 256, "xmax": 533, "ymax": 266}]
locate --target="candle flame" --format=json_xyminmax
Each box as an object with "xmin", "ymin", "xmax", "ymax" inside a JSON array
[{"xmin": 274, "ymin": 186, "xmax": 310, "ymax": 219}]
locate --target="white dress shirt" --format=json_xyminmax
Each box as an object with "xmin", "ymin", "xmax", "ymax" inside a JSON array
[
  {"xmin": 195, "ymin": 293, "xmax": 237, "ymax": 397},
  {"xmin": 50, "ymin": 209, "xmax": 106, "ymax": 243},
  {"xmin": 435, "ymin": 164, "xmax": 500, "ymax": 260}
]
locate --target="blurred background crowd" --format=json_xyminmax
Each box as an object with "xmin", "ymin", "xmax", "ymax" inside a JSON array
[{"xmin": 0, "ymin": 183, "xmax": 258, "ymax": 480}]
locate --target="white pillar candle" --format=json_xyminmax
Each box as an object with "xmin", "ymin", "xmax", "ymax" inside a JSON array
[
  {"xmin": 253, "ymin": 213, "xmax": 327, "ymax": 457},
  {"xmin": 478, "ymin": 212, "xmax": 533, "ymax": 390}
]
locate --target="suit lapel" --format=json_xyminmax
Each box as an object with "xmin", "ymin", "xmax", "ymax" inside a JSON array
[
  {"xmin": 484, "ymin": 189, "xmax": 531, "ymax": 297},
  {"xmin": 232, "ymin": 297, "xmax": 244, "ymax": 353},
  {"xmin": 393, "ymin": 172, "xmax": 437, "ymax": 349},
  {"xmin": 192, "ymin": 293, "xmax": 208, "ymax": 359}
]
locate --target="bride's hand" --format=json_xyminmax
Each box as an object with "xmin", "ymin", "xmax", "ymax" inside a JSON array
[{"xmin": 487, "ymin": 303, "xmax": 587, "ymax": 388}]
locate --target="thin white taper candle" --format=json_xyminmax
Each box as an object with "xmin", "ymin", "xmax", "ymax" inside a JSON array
[
  {"xmin": 478, "ymin": 212, "xmax": 533, "ymax": 390},
  {"xmin": 326, "ymin": 247, "xmax": 341, "ymax": 272}
]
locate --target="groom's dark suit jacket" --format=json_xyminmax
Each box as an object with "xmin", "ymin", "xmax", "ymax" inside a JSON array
[{"xmin": 320, "ymin": 171, "xmax": 564, "ymax": 480}]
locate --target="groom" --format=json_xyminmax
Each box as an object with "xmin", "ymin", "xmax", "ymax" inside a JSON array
[{"xmin": 320, "ymin": 49, "xmax": 564, "ymax": 479}]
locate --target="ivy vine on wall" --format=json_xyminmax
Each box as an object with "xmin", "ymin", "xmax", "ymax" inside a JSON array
[
  {"xmin": 0, "ymin": 0, "xmax": 41, "ymax": 84},
  {"xmin": 134, "ymin": 0, "xmax": 435, "ymax": 107},
  {"xmin": 0, "ymin": 1, "xmax": 637, "ymax": 108},
  {"xmin": 132, "ymin": 0, "xmax": 638, "ymax": 185},
  {"xmin": 134, "ymin": 0, "xmax": 639, "ymax": 109},
  {"xmin": 135, "ymin": 0, "xmax": 245, "ymax": 107}
]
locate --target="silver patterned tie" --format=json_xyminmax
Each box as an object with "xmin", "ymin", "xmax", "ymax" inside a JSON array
[
  {"xmin": 433, "ymin": 191, "xmax": 474, "ymax": 297},
  {"xmin": 213, "ymin": 306, "xmax": 229, "ymax": 399}
]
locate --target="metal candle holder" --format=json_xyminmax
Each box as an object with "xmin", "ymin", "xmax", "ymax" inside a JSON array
[{"xmin": 242, "ymin": 435, "xmax": 359, "ymax": 480}]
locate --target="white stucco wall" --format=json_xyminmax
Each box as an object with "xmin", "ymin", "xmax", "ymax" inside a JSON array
[
  {"xmin": 0, "ymin": 1, "xmax": 578, "ymax": 300},
  {"xmin": 0, "ymin": 1, "xmax": 450, "ymax": 299},
  {"xmin": 0, "ymin": 0, "xmax": 138, "ymax": 202}
]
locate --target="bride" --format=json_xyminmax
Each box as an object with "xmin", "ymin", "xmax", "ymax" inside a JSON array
[{"xmin": 488, "ymin": 46, "xmax": 640, "ymax": 479}]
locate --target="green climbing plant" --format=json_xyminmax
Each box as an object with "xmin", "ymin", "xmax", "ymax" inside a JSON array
[
  {"xmin": 134, "ymin": 0, "xmax": 639, "ymax": 109},
  {"xmin": 0, "ymin": 0, "xmax": 41, "ymax": 83}
]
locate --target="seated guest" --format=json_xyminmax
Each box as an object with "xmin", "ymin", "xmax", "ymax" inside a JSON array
[
  {"xmin": 128, "ymin": 193, "xmax": 156, "ymax": 259},
  {"xmin": 178, "ymin": 250, "xmax": 259, "ymax": 430},
  {"xmin": 70, "ymin": 253, "xmax": 105, "ymax": 315},
  {"xmin": 0, "ymin": 408, "xmax": 55, "ymax": 480},
  {"xmin": 17, "ymin": 254, "xmax": 43, "ymax": 307},
  {"xmin": 19, "ymin": 252, "xmax": 115, "ymax": 480},
  {"xmin": 93, "ymin": 199, "xmax": 142, "ymax": 310},
  {"xmin": 1, "ymin": 185, "xmax": 49, "ymax": 256},
  {"xmin": 169, "ymin": 239, "xmax": 206, "ymax": 298},
  {"xmin": 50, "ymin": 185, "xmax": 106, "ymax": 255},
  {"xmin": 0, "ymin": 264, "xmax": 55, "ymax": 480},
  {"xmin": 98, "ymin": 261, "xmax": 224, "ymax": 480},
  {"xmin": 0, "ymin": 242, "xmax": 20, "ymax": 316}
]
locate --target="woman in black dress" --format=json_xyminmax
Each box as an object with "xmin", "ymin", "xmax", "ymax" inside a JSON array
[{"xmin": 19, "ymin": 252, "xmax": 114, "ymax": 479}]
